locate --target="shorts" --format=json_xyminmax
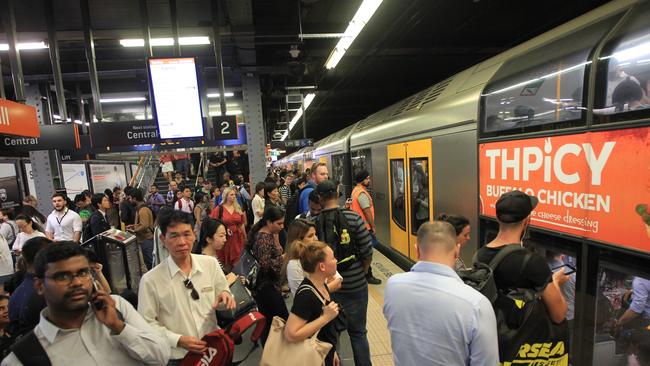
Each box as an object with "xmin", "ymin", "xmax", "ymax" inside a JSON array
[{"xmin": 161, "ymin": 161, "xmax": 174, "ymax": 173}]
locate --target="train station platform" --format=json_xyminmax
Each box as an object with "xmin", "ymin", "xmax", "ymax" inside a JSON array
[{"xmin": 233, "ymin": 250, "xmax": 404, "ymax": 366}]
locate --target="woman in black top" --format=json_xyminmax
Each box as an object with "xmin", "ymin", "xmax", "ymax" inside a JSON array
[{"xmin": 284, "ymin": 241, "xmax": 341, "ymax": 366}]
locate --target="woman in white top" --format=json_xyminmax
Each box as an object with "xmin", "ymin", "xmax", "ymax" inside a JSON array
[
  {"xmin": 251, "ymin": 182, "xmax": 265, "ymax": 224},
  {"xmin": 284, "ymin": 218, "xmax": 342, "ymax": 295},
  {"xmin": 12, "ymin": 214, "xmax": 46, "ymax": 254}
]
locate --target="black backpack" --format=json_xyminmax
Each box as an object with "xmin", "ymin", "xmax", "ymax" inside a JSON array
[
  {"xmin": 459, "ymin": 245, "xmax": 569, "ymax": 363},
  {"xmin": 315, "ymin": 208, "xmax": 358, "ymax": 271}
]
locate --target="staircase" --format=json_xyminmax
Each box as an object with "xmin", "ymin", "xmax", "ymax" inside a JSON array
[{"xmin": 154, "ymin": 154, "xmax": 221, "ymax": 198}]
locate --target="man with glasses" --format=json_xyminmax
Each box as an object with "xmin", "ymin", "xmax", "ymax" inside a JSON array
[
  {"xmin": 1, "ymin": 242, "xmax": 169, "ymax": 365},
  {"xmin": 137, "ymin": 210, "xmax": 235, "ymax": 365},
  {"xmin": 45, "ymin": 193, "xmax": 83, "ymax": 243}
]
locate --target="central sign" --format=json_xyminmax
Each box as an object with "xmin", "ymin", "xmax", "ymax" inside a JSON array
[{"xmin": 89, "ymin": 120, "xmax": 159, "ymax": 147}]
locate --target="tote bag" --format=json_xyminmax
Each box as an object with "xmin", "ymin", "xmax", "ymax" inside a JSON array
[{"xmin": 260, "ymin": 316, "xmax": 332, "ymax": 366}]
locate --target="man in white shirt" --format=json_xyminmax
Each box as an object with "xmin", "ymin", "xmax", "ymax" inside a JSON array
[
  {"xmin": 138, "ymin": 210, "xmax": 235, "ymax": 364},
  {"xmin": 173, "ymin": 186, "xmax": 194, "ymax": 214},
  {"xmin": 1, "ymin": 241, "xmax": 170, "ymax": 365},
  {"xmin": 45, "ymin": 193, "xmax": 82, "ymax": 242}
]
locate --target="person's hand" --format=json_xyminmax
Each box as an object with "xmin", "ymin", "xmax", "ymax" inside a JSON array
[
  {"xmin": 178, "ymin": 335, "xmax": 207, "ymax": 354},
  {"xmin": 552, "ymin": 267, "xmax": 570, "ymax": 287},
  {"xmin": 125, "ymin": 224, "xmax": 134, "ymax": 232},
  {"xmin": 91, "ymin": 290, "xmax": 124, "ymax": 334},
  {"xmin": 322, "ymin": 301, "xmax": 339, "ymax": 322},
  {"xmin": 333, "ymin": 352, "xmax": 340, "ymax": 366},
  {"xmin": 212, "ymin": 291, "xmax": 236, "ymax": 310}
]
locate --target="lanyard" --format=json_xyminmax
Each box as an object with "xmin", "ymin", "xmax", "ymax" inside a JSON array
[{"xmin": 55, "ymin": 209, "xmax": 69, "ymax": 226}]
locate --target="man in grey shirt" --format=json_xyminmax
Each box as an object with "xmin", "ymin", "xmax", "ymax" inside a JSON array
[{"xmin": 2, "ymin": 242, "xmax": 170, "ymax": 365}]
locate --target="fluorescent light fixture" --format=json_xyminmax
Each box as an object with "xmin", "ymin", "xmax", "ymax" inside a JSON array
[
  {"xmin": 73, "ymin": 119, "xmax": 83, "ymax": 124},
  {"xmin": 84, "ymin": 122, "xmax": 90, "ymax": 126},
  {"xmin": 282, "ymin": 93, "xmax": 315, "ymax": 141},
  {"xmin": 324, "ymin": 0, "xmax": 383, "ymax": 70},
  {"xmin": 612, "ymin": 41, "xmax": 650, "ymax": 62},
  {"xmin": 100, "ymin": 97, "xmax": 147, "ymax": 103},
  {"xmin": 179, "ymin": 36, "xmax": 210, "ymax": 45},
  {"xmin": 208, "ymin": 110, "xmax": 242, "ymax": 116},
  {"xmin": 52, "ymin": 114, "xmax": 61, "ymax": 119},
  {"xmin": 207, "ymin": 92, "xmax": 234, "ymax": 98},
  {"xmin": 120, "ymin": 37, "xmax": 209, "ymax": 48},
  {"xmin": 0, "ymin": 41, "xmax": 48, "ymax": 51}
]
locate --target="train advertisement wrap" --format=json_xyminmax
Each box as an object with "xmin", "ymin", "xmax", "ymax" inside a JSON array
[{"xmin": 479, "ymin": 126, "xmax": 650, "ymax": 252}]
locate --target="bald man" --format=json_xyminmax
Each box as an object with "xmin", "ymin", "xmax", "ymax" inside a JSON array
[{"xmin": 383, "ymin": 221, "xmax": 498, "ymax": 366}]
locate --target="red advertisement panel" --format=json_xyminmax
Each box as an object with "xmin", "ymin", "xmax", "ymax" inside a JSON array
[
  {"xmin": 0, "ymin": 98, "xmax": 40, "ymax": 138},
  {"xmin": 479, "ymin": 126, "xmax": 650, "ymax": 253}
]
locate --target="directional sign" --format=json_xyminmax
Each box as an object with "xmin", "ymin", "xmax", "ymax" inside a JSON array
[
  {"xmin": 0, "ymin": 99, "xmax": 40, "ymax": 138},
  {"xmin": 212, "ymin": 115, "xmax": 238, "ymax": 140}
]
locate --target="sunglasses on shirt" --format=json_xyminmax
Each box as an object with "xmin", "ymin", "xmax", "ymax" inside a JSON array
[{"xmin": 183, "ymin": 279, "xmax": 200, "ymax": 300}]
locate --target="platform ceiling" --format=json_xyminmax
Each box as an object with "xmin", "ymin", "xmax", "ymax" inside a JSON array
[{"xmin": 0, "ymin": 0, "xmax": 611, "ymax": 142}]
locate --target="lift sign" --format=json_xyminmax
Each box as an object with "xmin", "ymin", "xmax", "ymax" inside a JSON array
[{"xmin": 479, "ymin": 126, "xmax": 650, "ymax": 252}]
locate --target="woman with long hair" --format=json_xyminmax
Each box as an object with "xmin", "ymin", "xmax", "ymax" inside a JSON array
[
  {"xmin": 194, "ymin": 218, "xmax": 228, "ymax": 267},
  {"xmin": 210, "ymin": 186, "xmax": 247, "ymax": 272},
  {"xmin": 284, "ymin": 219, "xmax": 342, "ymax": 295},
  {"xmin": 284, "ymin": 241, "xmax": 341, "ymax": 366},
  {"xmin": 438, "ymin": 213, "xmax": 471, "ymax": 270},
  {"xmin": 12, "ymin": 214, "xmax": 46, "ymax": 254},
  {"xmin": 247, "ymin": 205, "xmax": 287, "ymax": 344}
]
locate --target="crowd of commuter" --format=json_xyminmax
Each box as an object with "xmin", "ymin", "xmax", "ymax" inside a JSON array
[{"xmin": 0, "ymin": 155, "xmax": 647, "ymax": 365}]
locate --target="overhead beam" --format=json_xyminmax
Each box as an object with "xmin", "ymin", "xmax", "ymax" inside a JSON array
[
  {"xmin": 0, "ymin": 0, "xmax": 25, "ymax": 101},
  {"xmin": 45, "ymin": 0, "xmax": 69, "ymax": 121},
  {"xmin": 80, "ymin": 0, "xmax": 103, "ymax": 121}
]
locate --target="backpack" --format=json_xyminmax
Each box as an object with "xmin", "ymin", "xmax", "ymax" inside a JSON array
[
  {"xmin": 233, "ymin": 248, "xmax": 260, "ymax": 290},
  {"xmin": 459, "ymin": 245, "xmax": 569, "ymax": 364},
  {"xmin": 315, "ymin": 208, "xmax": 358, "ymax": 271},
  {"xmin": 180, "ymin": 311, "xmax": 266, "ymax": 366}
]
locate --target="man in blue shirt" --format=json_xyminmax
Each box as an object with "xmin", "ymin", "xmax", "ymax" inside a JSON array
[
  {"xmin": 384, "ymin": 221, "xmax": 498, "ymax": 366},
  {"xmin": 299, "ymin": 162, "xmax": 329, "ymax": 214},
  {"xmin": 615, "ymin": 277, "xmax": 650, "ymax": 332}
]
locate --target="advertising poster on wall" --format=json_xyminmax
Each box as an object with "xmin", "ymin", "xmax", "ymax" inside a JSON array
[
  {"xmin": 479, "ymin": 126, "xmax": 650, "ymax": 253},
  {"xmin": 0, "ymin": 163, "xmax": 21, "ymax": 209},
  {"xmin": 24, "ymin": 163, "xmax": 89, "ymax": 200},
  {"xmin": 90, "ymin": 164, "xmax": 127, "ymax": 194}
]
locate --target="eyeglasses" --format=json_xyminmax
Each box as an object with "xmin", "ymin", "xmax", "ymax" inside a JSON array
[
  {"xmin": 46, "ymin": 268, "xmax": 93, "ymax": 284},
  {"xmin": 183, "ymin": 279, "xmax": 200, "ymax": 300}
]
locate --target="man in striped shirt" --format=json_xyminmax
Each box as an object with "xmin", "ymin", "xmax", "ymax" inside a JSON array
[{"xmin": 315, "ymin": 180, "xmax": 373, "ymax": 366}]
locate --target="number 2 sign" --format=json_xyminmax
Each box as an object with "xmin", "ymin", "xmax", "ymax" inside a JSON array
[{"xmin": 211, "ymin": 115, "xmax": 238, "ymax": 140}]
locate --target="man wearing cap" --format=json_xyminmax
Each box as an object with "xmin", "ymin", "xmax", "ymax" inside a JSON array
[
  {"xmin": 476, "ymin": 190, "xmax": 569, "ymax": 326},
  {"xmin": 315, "ymin": 179, "xmax": 374, "ymax": 366},
  {"xmin": 350, "ymin": 170, "xmax": 381, "ymax": 285}
]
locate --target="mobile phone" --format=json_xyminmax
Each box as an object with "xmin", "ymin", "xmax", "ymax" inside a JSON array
[
  {"xmin": 551, "ymin": 264, "xmax": 576, "ymax": 276},
  {"xmin": 92, "ymin": 280, "xmax": 106, "ymax": 310}
]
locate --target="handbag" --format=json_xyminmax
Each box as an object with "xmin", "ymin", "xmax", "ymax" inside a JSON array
[
  {"xmin": 233, "ymin": 248, "xmax": 259, "ymax": 289},
  {"xmin": 260, "ymin": 316, "xmax": 333, "ymax": 366},
  {"xmin": 216, "ymin": 278, "xmax": 258, "ymax": 329}
]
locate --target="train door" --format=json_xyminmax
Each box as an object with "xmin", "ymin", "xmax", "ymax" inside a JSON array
[{"xmin": 387, "ymin": 139, "xmax": 433, "ymax": 261}]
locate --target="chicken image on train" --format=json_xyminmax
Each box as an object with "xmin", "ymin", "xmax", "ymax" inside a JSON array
[{"xmin": 277, "ymin": 0, "xmax": 650, "ymax": 364}]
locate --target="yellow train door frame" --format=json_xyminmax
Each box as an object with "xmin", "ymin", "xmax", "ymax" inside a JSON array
[{"xmin": 387, "ymin": 139, "xmax": 433, "ymax": 261}]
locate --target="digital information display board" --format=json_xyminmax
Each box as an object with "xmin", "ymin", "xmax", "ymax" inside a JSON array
[{"xmin": 148, "ymin": 58, "xmax": 204, "ymax": 139}]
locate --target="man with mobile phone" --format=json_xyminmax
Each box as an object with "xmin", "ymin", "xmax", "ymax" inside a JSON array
[{"xmin": 1, "ymin": 242, "xmax": 170, "ymax": 365}]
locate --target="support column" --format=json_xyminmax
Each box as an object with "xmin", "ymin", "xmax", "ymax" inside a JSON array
[
  {"xmin": 25, "ymin": 84, "xmax": 63, "ymax": 214},
  {"xmin": 0, "ymin": 0, "xmax": 25, "ymax": 101},
  {"xmin": 242, "ymin": 74, "xmax": 267, "ymax": 185},
  {"xmin": 80, "ymin": 0, "xmax": 103, "ymax": 121}
]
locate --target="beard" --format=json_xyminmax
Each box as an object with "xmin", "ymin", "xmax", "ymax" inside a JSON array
[{"xmin": 54, "ymin": 205, "xmax": 66, "ymax": 212}]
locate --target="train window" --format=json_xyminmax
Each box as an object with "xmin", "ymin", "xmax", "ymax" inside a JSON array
[
  {"xmin": 594, "ymin": 266, "xmax": 650, "ymax": 366},
  {"xmin": 351, "ymin": 149, "xmax": 372, "ymax": 179},
  {"xmin": 331, "ymin": 154, "xmax": 346, "ymax": 187},
  {"xmin": 594, "ymin": 2, "xmax": 650, "ymax": 123},
  {"xmin": 480, "ymin": 14, "xmax": 622, "ymax": 138},
  {"xmin": 390, "ymin": 159, "xmax": 406, "ymax": 230},
  {"xmin": 409, "ymin": 158, "xmax": 429, "ymax": 235}
]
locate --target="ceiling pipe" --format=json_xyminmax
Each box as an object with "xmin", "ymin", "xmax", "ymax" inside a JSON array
[
  {"xmin": 211, "ymin": 0, "xmax": 228, "ymax": 116},
  {"xmin": 80, "ymin": 0, "xmax": 103, "ymax": 121},
  {"xmin": 0, "ymin": 0, "xmax": 25, "ymax": 101},
  {"xmin": 45, "ymin": 0, "xmax": 69, "ymax": 121}
]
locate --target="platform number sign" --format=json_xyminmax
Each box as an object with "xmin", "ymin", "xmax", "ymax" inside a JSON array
[{"xmin": 212, "ymin": 115, "xmax": 238, "ymax": 140}]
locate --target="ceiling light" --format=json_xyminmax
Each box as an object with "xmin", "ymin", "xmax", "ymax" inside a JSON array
[
  {"xmin": 207, "ymin": 92, "xmax": 234, "ymax": 98},
  {"xmin": 283, "ymin": 93, "xmax": 315, "ymax": 140},
  {"xmin": 73, "ymin": 119, "xmax": 83, "ymax": 124},
  {"xmin": 120, "ymin": 37, "xmax": 210, "ymax": 48},
  {"xmin": 179, "ymin": 36, "xmax": 210, "ymax": 45},
  {"xmin": 0, "ymin": 41, "xmax": 48, "ymax": 51},
  {"xmin": 52, "ymin": 114, "xmax": 61, "ymax": 119},
  {"xmin": 100, "ymin": 97, "xmax": 147, "ymax": 103},
  {"xmin": 324, "ymin": 0, "xmax": 383, "ymax": 70},
  {"xmin": 209, "ymin": 110, "xmax": 242, "ymax": 116}
]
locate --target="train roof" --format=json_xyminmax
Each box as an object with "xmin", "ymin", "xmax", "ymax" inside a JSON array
[{"xmin": 349, "ymin": 0, "xmax": 636, "ymax": 148}]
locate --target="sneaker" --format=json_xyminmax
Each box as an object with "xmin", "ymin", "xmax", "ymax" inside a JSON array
[{"xmin": 366, "ymin": 275, "xmax": 382, "ymax": 285}]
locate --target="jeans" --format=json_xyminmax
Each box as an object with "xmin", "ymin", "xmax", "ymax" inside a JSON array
[
  {"xmin": 332, "ymin": 286, "xmax": 371, "ymax": 366},
  {"xmin": 141, "ymin": 239, "xmax": 154, "ymax": 270}
]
